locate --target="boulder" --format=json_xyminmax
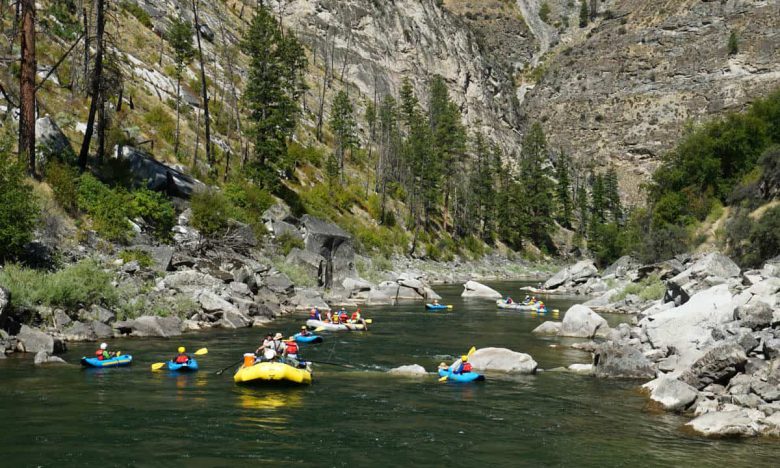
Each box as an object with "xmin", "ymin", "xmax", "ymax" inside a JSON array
[
  {"xmin": 114, "ymin": 316, "xmax": 182, "ymax": 338},
  {"xmin": 270, "ymin": 220, "xmax": 301, "ymax": 239},
  {"xmin": 396, "ymin": 285, "xmax": 423, "ymax": 300},
  {"xmin": 115, "ymin": 146, "xmax": 205, "ymax": 198},
  {"xmin": 61, "ymin": 321, "xmax": 97, "ymax": 341},
  {"xmin": 264, "ymin": 273, "xmax": 294, "ymax": 295},
  {"xmin": 301, "ymin": 215, "xmax": 356, "ymax": 289},
  {"xmin": 646, "ymin": 376, "xmax": 699, "ymax": 411},
  {"xmin": 366, "ymin": 289, "xmax": 395, "ymax": 305},
  {"xmin": 531, "ymin": 321, "xmax": 562, "ymax": 336},
  {"xmin": 593, "ymin": 343, "xmax": 656, "ymax": 379},
  {"xmin": 134, "ymin": 245, "xmax": 174, "ymax": 272},
  {"xmin": 468, "ymin": 347, "xmax": 538, "ymax": 374},
  {"xmin": 160, "ymin": 271, "xmax": 222, "ymax": 293},
  {"xmin": 343, "ymin": 278, "xmax": 373, "ymax": 295},
  {"xmin": 81, "ymin": 305, "xmax": 115, "ymax": 324},
  {"xmin": 217, "ymin": 310, "xmax": 251, "ymax": 329},
  {"xmin": 17, "ymin": 325, "xmax": 66, "ymax": 354},
  {"xmin": 285, "ymin": 248, "xmax": 324, "ymax": 285},
  {"xmin": 559, "ymin": 305, "xmax": 609, "ymax": 338},
  {"xmin": 53, "ymin": 310, "xmax": 72, "ymax": 329},
  {"xmin": 461, "ymin": 281, "xmax": 502, "ymax": 299},
  {"xmin": 91, "ymin": 321, "xmax": 114, "ymax": 339},
  {"xmin": 764, "ymin": 339, "xmax": 780, "ymax": 360},
  {"xmin": 685, "ymin": 410, "xmax": 762, "ymax": 437},
  {"xmin": 637, "ymin": 259, "xmax": 684, "ymax": 281},
  {"xmin": 35, "ymin": 116, "xmax": 73, "ymax": 169},
  {"xmin": 680, "ymin": 342, "xmax": 747, "ymax": 390},
  {"xmin": 567, "ymin": 363, "xmax": 594, "ymax": 375},
  {"xmin": 262, "ymin": 203, "xmax": 295, "ymax": 225},
  {"xmin": 602, "ymin": 256, "xmax": 639, "ymax": 279},
  {"xmin": 33, "ymin": 350, "xmax": 67, "ymax": 366},
  {"xmin": 387, "ymin": 364, "xmax": 428, "ymax": 377},
  {"xmin": 543, "ymin": 260, "xmax": 597, "ymax": 289},
  {"xmin": 197, "ymin": 291, "xmax": 238, "ymax": 314},
  {"xmin": 291, "ymin": 288, "xmax": 331, "ymax": 311},
  {"xmin": 689, "ymin": 252, "xmax": 741, "ymax": 279},
  {"xmin": 734, "ymin": 301, "xmax": 773, "ymax": 330}
]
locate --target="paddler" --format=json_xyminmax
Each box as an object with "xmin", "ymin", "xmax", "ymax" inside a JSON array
[
  {"xmin": 283, "ymin": 336, "xmax": 300, "ymax": 366},
  {"xmin": 94, "ymin": 342, "xmax": 118, "ymax": 361},
  {"xmin": 453, "ymin": 355, "xmax": 473, "ymax": 375},
  {"xmin": 339, "ymin": 308, "xmax": 348, "ymax": 323},
  {"xmin": 298, "ymin": 325, "xmax": 312, "ymax": 337},
  {"xmin": 172, "ymin": 346, "xmax": 190, "ymax": 364},
  {"xmin": 255, "ymin": 333, "xmax": 274, "ymax": 355},
  {"xmin": 350, "ymin": 308, "xmax": 368, "ymax": 331},
  {"xmin": 309, "ymin": 307, "xmax": 322, "ymax": 321}
]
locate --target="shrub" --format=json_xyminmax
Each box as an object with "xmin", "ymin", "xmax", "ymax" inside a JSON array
[
  {"xmin": 190, "ymin": 189, "xmax": 231, "ymax": 238},
  {"xmin": 728, "ymin": 31, "xmax": 739, "ymax": 55},
  {"xmin": 0, "ymin": 259, "xmax": 117, "ymax": 310},
  {"xmin": 272, "ymin": 257, "xmax": 317, "ymax": 288},
  {"xmin": 120, "ymin": 1, "xmax": 153, "ymax": 29},
  {"xmin": 539, "ymin": 2, "xmax": 551, "ymax": 23},
  {"xmin": 77, "ymin": 174, "xmax": 134, "ymax": 243},
  {"xmin": 119, "ymin": 249, "xmax": 154, "ymax": 268},
  {"xmin": 143, "ymin": 105, "xmax": 176, "ymax": 145},
  {"xmin": 0, "ymin": 141, "xmax": 39, "ymax": 260},
  {"xmin": 130, "ymin": 189, "xmax": 176, "ymax": 241},
  {"xmin": 275, "ymin": 231, "xmax": 304, "ymax": 256},
  {"xmin": 46, "ymin": 161, "xmax": 80, "ymax": 214},
  {"xmin": 611, "ymin": 275, "xmax": 664, "ymax": 302},
  {"xmin": 223, "ymin": 180, "xmax": 274, "ymax": 235}
]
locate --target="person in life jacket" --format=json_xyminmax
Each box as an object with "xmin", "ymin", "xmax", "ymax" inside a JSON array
[
  {"xmin": 173, "ymin": 346, "xmax": 190, "ymax": 364},
  {"xmin": 538, "ymin": 301, "xmax": 547, "ymax": 313},
  {"xmin": 95, "ymin": 342, "xmax": 114, "ymax": 360},
  {"xmin": 506, "ymin": 296, "xmax": 513, "ymax": 304},
  {"xmin": 309, "ymin": 308, "xmax": 322, "ymax": 321},
  {"xmin": 339, "ymin": 308, "xmax": 348, "ymax": 323},
  {"xmin": 325, "ymin": 310, "xmax": 333, "ymax": 323},
  {"xmin": 454, "ymin": 355, "xmax": 473, "ymax": 375},
  {"xmin": 284, "ymin": 338, "xmax": 299, "ymax": 360},
  {"xmin": 523, "ymin": 295, "xmax": 530, "ymax": 304},
  {"xmin": 350, "ymin": 309, "xmax": 368, "ymax": 330},
  {"xmin": 299, "ymin": 325, "xmax": 311, "ymax": 337},
  {"xmin": 255, "ymin": 333, "xmax": 274, "ymax": 355}
]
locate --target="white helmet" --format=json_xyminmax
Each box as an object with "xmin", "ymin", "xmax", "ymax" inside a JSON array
[
  {"xmin": 100, "ymin": 343, "xmax": 108, "ymax": 350},
  {"xmin": 264, "ymin": 349, "xmax": 276, "ymax": 360}
]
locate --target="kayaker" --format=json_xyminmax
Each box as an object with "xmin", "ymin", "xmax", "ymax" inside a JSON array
[
  {"xmin": 299, "ymin": 325, "xmax": 312, "ymax": 337},
  {"xmin": 172, "ymin": 346, "xmax": 190, "ymax": 364},
  {"xmin": 432, "ymin": 298, "xmax": 440, "ymax": 305},
  {"xmin": 94, "ymin": 342, "xmax": 117, "ymax": 361},
  {"xmin": 453, "ymin": 355, "xmax": 473, "ymax": 375}
]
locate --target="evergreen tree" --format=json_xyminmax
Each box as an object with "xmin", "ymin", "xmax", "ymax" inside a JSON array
[
  {"xmin": 399, "ymin": 77, "xmax": 418, "ymax": 132},
  {"xmin": 329, "ymin": 90, "xmax": 357, "ymax": 181},
  {"xmin": 167, "ymin": 18, "xmax": 195, "ymax": 156},
  {"xmin": 377, "ymin": 95, "xmax": 401, "ymax": 223},
  {"xmin": 520, "ymin": 122, "xmax": 554, "ymax": 248},
  {"xmin": 728, "ymin": 31, "xmax": 739, "ymax": 56},
  {"xmin": 576, "ymin": 184, "xmax": 589, "ymax": 235},
  {"xmin": 590, "ymin": 173, "xmax": 606, "ymax": 224},
  {"xmin": 604, "ymin": 166, "xmax": 623, "ymax": 222},
  {"xmin": 579, "ymin": 0, "xmax": 589, "ymax": 28},
  {"xmin": 555, "ymin": 152, "xmax": 573, "ymax": 228},
  {"xmin": 242, "ymin": 6, "xmax": 307, "ymax": 187}
]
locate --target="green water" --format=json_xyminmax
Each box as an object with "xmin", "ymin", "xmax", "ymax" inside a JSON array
[{"xmin": 1, "ymin": 282, "xmax": 777, "ymax": 467}]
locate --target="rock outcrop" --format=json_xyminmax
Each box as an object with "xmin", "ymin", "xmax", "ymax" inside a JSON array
[
  {"xmin": 461, "ymin": 281, "xmax": 502, "ymax": 299},
  {"xmin": 466, "ymin": 347, "xmax": 538, "ymax": 374},
  {"xmin": 387, "ymin": 364, "xmax": 428, "ymax": 377}
]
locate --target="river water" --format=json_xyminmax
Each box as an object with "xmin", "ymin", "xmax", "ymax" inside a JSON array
[{"xmin": 1, "ymin": 281, "xmax": 777, "ymax": 466}]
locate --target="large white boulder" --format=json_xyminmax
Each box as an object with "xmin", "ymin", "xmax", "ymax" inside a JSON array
[
  {"xmin": 531, "ymin": 321, "xmax": 562, "ymax": 336},
  {"xmin": 560, "ymin": 305, "xmax": 609, "ymax": 338},
  {"xmin": 461, "ymin": 281, "xmax": 502, "ymax": 299},
  {"xmin": 646, "ymin": 376, "xmax": 699, "ymax": 411},
  {"xmin": 467, "ymin": 347, "xmax": 537, "ymax": 374},
  {"xmin": 544, "ymin": 260, "xmax": 598, "ymax": 289},
  {"xmin": 387, "ymin": 364, "xmax": 427, "ymax": 377},
  {"xmin": 685, "ymin": 410, "xmax": 764, "ymax": 437}
]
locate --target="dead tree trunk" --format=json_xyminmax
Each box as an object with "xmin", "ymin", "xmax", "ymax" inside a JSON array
[
  {"xmin": 192, "ymin": 0, "xmax": 213, "ymax": 167},
  {"xmin": 78, "ymin": 0, "xmax": 105, "ymax": 171},
  {"xmin": 19, "ymin": 0, "xmax": 36, "ymax": 177}
]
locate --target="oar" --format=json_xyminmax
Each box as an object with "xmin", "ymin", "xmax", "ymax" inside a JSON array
[
  {"xmin": 215, "ymin": 358, "xmax": 244, "ymax": 375},
  {"xmin": 439, "ymin": 346, "xmax": 477, "ymax": 382},
  {"xmin": 305, "ymin": 360, "xmax": 359, "ymax": 370},
  {"xmin": 151, "ymin": 348, "xmax": 208, "ymax": 371}
]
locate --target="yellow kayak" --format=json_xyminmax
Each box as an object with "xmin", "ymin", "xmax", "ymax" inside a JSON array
[{"xmin": 234, "ymin": 361, "xmax": 312, "ymax": 385}]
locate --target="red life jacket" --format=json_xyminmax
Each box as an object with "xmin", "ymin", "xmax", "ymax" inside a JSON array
[
  {"xmin": 351, "ymin": 312, "xmax": 360, "ymax": 320},
  {"xmin": 95, "ymin": 349, "xmax": 105, "ymax": 360},
  {"xmin": 286, "ymin": 342, "xmax": 298, "ymax": 355},
  {"xmin": 174, "ymin": 354, "xmax": 189, "ymax": 364},
  {"xmin": 340, "ymin": 312, "xmax": 348, "ymax": 321},
  {"xmin": 463, "ymin": 363, "xmax": 473, "ymax": 372}
]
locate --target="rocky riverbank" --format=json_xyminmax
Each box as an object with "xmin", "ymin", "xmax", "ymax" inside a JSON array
[{"xmin": 533, "ymin": 252, "xmax": 780, "ymax": 438}]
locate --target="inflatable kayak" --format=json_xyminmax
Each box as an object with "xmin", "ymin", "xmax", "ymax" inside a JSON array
[
  {"xmin": 438, "ymin": 368, "xmax": 485, "ymax": 383},
  {"xmin": 81, "ymin": 354, "xmax": 133, "ymax": 368},
  {"xmin": 166, "ymin": 359, "xmax": 199, "ymax": 372},
  {"xmin": 496, "ymin": 300, "xmax": 541, "ymax": 311},
  {"xmin": 234, "ymin": 361, "xmax": 312, "ymax": 385},
  {"xmin": 425, "ymin": 303, "xmax": 451, "ymax": 311},
  {"xmin": 294, "ymin": 333, "xmax": 323, "ymax": 344},
  {"xmin": 306, "ymin": 319, "xmax": 366, "ymax": 331}
]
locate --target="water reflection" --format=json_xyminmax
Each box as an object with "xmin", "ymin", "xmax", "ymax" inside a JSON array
[{"xmin": 235, "ymin": 388, "xmax": 303, "ymax": 411}]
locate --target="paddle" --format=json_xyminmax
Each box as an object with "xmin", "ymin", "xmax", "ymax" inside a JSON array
[
  {"xmin": 215, "ymin": 358, "xmax": 244, "ymax": 375},
  {"xmin": 150, "ymin": 348, "xmax": 208, "ymax": 371},
  {"xmin": 439, "ymin": 346, "xmax": 476, "ymax": 382},
  {"xmin": 305, "ymin": 359, "xmax": 359, "ymax": 370}
]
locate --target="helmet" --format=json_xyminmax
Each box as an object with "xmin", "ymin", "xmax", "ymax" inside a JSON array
[
  {"xmin": 100, "ymin": 343, "xmax": 107, "ymax": 350},
  {"xmin": 461, "ymin": 355, "xmax": 468, "ymax": 362},
  {"xmin": 301, "ymin": 325, "xmax": 307, "ymax": 330},
  {"xmin": 178, "ymin": 347, "xmax": 185, "ymax": 353}
]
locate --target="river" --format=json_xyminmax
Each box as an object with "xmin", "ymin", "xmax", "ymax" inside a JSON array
[{"xmin": 1, "ymin": 281, "xmax": 777, "ymax": 466}]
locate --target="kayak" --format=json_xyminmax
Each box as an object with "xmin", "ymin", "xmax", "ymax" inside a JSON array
[
  {"xmin": 496, "ymin": 299, "xmax": 541, "ymax": 311},
  {"xmin": 234, "ymin": 361, "xmax": 312, "ymax": 385},
  {"xmin": 166, "ymin": 359, "xmax": 199, "ymax": 372},
  {"xmin": 80, "ymin": 354, "xmax": 133, "ymax": 368},
  {"xmin": 306, "ymin": 319, "xmax": 366, "ymax": 331},
  {"xmin": 438, "ymin": 368, "xmax": 485, "ymax": 383},
  {"xmin": 425, "ymin": 304, "xmax": 451, "ymax": 311},
  {"xmin": 294, "ymin": 333, "xmax": 323, "ymax": 344}
]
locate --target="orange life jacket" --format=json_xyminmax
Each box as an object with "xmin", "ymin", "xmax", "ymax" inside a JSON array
[
  {"xmin": 351, "ymin": 312, "xmax": 360, "ymax": 320},
  {"xmin": 340, "ymin": 312, "xmax": 348, "ymax": 321},
  {"xmin": 95, "ymin": 349, "xmax": 105, "ymax": 360},
  {"xmin": 286, "ymin": 342, "xmax": 298, "ymax": 355},
  {"xmin": 463, "ymin": 363, "xmax": 473, "ymax": 373},
  {"xmin": 174, "ymin": 354, "xmax": 189, "ymax": 364}
]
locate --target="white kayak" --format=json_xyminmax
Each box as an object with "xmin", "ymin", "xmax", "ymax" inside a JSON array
[
  {"xmin": 306, "ymin": 319, "xmax": 366, "ymax": 331},
  {"xmin": 496, "ymin": 300, "xmax": 541, "ymax": 311}
]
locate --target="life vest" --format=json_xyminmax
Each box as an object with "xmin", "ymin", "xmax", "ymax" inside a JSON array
[
  {"xmin": 463, "ymin": 363, "xmax": 473, "ymax": 373},
  {"xmin": 351, "ymin": 312, "xmax": 360, "ymax": 321},
  {"xmin": 174, "ymin": 354, "xmax": 189, "ymax": 364},
  {"xmin": 340, "ymin": 312, "xmax": 348, "ymax": 321},
  {"xmin": 286, "ymin": 342, "xmax": 298, "ymax": 355},
  {"xmin": 95, "ymin": 349, "xmax": 105, "ymax": 360}
]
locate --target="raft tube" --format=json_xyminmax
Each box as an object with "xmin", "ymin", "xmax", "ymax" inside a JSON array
[
  {"xmin": 80, "ymin": 355, "xmax": 133, "ymax": 368},
  {"xmin": 425, "ymin": 303, "xmax": 451, "ymax": 311},
  {"xmin": 438, "ymin": 368, "xmax": 485, "ymax": 383},
  {"xmin": 294, "ymin": 333, "xmax": 323, "ymax": 344},
  {"xmin": 234, "ymin": 361, "xmax": 312, "ymax": 385},
  {"xmin": 166, "ymin": 359, "xmax": 199, "ymax": 372},
  {"xmin": 496, "ymin": 300, "xmax": 541, "ymax": 311},
  {"xmin": 305, "ymin": 319, "xmax": 366, "ymax": 331}
]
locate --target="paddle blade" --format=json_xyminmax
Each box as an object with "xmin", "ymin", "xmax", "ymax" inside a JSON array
[
  {"xmin": 438, "ymin": 375, "xmax": 449, "ymax": 382},
  {"xmin": 194, "ymin": 347, "xmax": 208, "ymax": 356},
  {"xmin": 467, "ymin": 346, "xmax": 476, "ymax": 357},
  {"xmin": 447, "ymin": 305, "xmax": 453, "ymax": 309},
  {"xmin": 365, "ymin": 319, "xmax": 373, "ymax": 324},
  {"xmin": 150, "ymin": 362, "xmax": 166, "ymax": 371},
  {"xmin": 314, "ymin": 326, "xmax": 325, "ymax": 332}
]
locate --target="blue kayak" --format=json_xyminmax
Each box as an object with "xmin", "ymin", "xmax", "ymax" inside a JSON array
[
  {"xmin": 294, "ymin": 333, "xmax": 323, "ymax": 344},
  {"xmin": 438, "ymin": 368, "xmax": 485, "ymax": 383},
  {"xmin": 425, "ymin": 304, "xmax": 450, "ymax": 311},
  {"xmin": 166, "ymin": 359, "xmax": 199, "ymax": 372},
  {"xmin": 81, "ymin": 354, "xmax": 133, "ymax": 368}
]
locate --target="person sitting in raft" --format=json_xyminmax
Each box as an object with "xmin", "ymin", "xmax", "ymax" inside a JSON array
[
  {"xmin": 255, "ymin": 333, "xmax": 274, "ymax": 355},
  {"xmin": 339, "ymin": 308, "xmax": 349, "ymax": 323},
  {"xmin": 309, "ymin": 308, "xmax": 322, "ymax": 321},
  {"xmin": 350, "ymin": 309, "xmax": 369, "ymax": 331},
  {"xmin": 282, "ymin": 337, "xmax": 300, "ymax": 365},
  {"xmin": 506, "ymin": 296, "xmax": 513, "ymax": 304},
  {"xmin": 172, "ymin": 346, "xmax": 190, "ymax": 364},
  {"xmin": 432, "ymin": 298, "xmax": 440, "ymax": 305},
  {"xmin": 299, "ymin": 325, "xmax": 312, "ymax": 337},
  {"xmin": 538, "ymin": 301, "xmax": 547, "ymax": 313},
  {"xmin": 95, "ymin": 342, "xmax": 118, "ymax": 361},
  {"xmin": 523, "ymin": 295, "xmax": 530, "ymax": 304},
  {"xmin": 324, "ymin": 310, "xmax": 333, "ymax": 323},
  {"xmin": 453, "ymin": 355, "xmax": 473, "ymax": 375}
]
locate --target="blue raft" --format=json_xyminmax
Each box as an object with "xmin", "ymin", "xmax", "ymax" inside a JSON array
[
  {"xmin": 438, "ymin": 368, "xmax": 485, "ymax": 383},
  {"xmin": 80, "ymin": 354, "xmax": 133, "ymax": 368},
  {"xmin": 166, "ymin": 359, "xmax": 199, "ymax": 372},
  {"xmin": 294, "ymin": 333, "xmax": 323, "ymax": 344},
  {"xmin": 425, "ymin": 304, "xmax": 451, "ymax": 311}
]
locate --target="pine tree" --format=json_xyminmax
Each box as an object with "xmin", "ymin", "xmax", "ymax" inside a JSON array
[
  {"xmin": 168, "ymin": 18, "xmax": 195, "ymax": 157},
  {"xmin": 242, "ymin": 6, "xmax": 307, "ymax": 187},
  {"xmin": 604, "ymin": 166, "xmax": 622, "ymax": 222},
  {"xmin": 576, "ymin": 184, "xmax": 589, "ymax": 235},
  {"xmin": 520, "ymin": 122, "xmax": 554, "ymax": 248},
  {"xmin": 399, "ymin": 77, "xmax": 418, "ymax": 132},
  {"xmin": 555, "ymin": 152, "xmax": 573, "ymax": 228},
  {"xmin": 329, "ymin": 90, "xmax": 357, "ymax": 182},
  {"xmin": 590, "ymin": 173, "xmax": 606, "ymax": 224},
  {"xmin": 377, "ymin": 95, "xmax": 400, "ymax": 223},
  {"xmin": 579, "ymin": 0, "xmax": 589, "ymax": 28}
]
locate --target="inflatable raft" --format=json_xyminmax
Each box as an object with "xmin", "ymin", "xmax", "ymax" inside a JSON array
[
  {"xmin": 496, "ymin": 300, "xmax": 541, "ymax": 311},
  {"xmin": 166, "ymin": 359, "xmax": 199, "ymax": 372},
  {"xmin": 294, "ymin": 333, "xmax": 323, "ymax": 344},
  {"xmin": 425, "ymin": 303, "xmax": 451, "ymax": 311},
  {"xmin": 81, "ymin": 354, "xmax": 133, "ymax": 368},
  {"xmin": 234, "ymin": 361, "xmax": 312, "ymax": 385},
  {"xmin": 306, "ymin": 319, "xmax": 366, "ymax": 331},
  {"xmin": 438, "ymin": 368, "xmax": 485, "ymax": 383}
]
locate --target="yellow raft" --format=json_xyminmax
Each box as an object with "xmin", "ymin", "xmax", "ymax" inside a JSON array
[{"xmin": 234, "ymin": 361, "xmax": 312, "ymax": 385}]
